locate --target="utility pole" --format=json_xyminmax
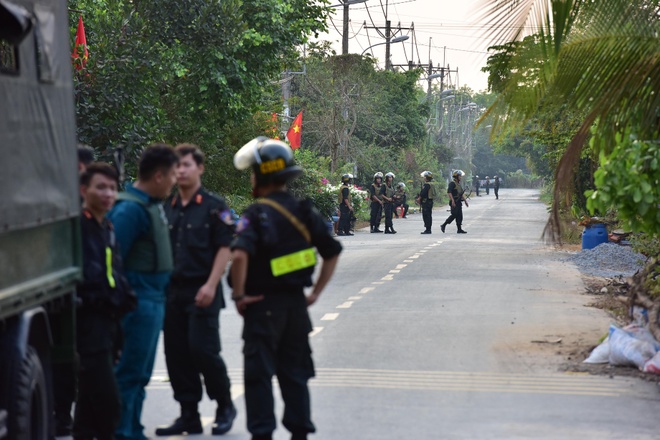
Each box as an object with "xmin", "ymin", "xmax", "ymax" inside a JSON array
[
  {"xmin": 342, "ymin": 2, "xmax": 349, "ymax": 55},
  {"xmin": 384, "ymin": 20, "xmax": 391, "ymax": 70}
]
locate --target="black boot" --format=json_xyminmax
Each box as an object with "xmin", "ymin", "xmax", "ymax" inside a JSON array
[
  {"xmin": 457, "ymin": 228, "xmax": 467, "ymax": 234},
  {"xmin": 155, "ymin": 403, "xmax": 203, "ymax": 436},
  {"xmin": 291, "ymin": 431, "xmax": 308, "ymax": 440},
  {"xmin": 390, "ymin": 227, "xmax": 397, "ymax": 234},
  {"xmin": 212, "ymin": 403, "xmax": 237, "ymax": 435},
  {"xmin": 384, "ymin": 227, "xmax": 393, "ymax": 234},
  {"xmin": 440, "ymin": 223, "xmax": 446, "ymax": 233}
]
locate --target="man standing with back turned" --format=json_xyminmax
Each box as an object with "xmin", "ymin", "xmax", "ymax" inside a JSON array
[
  {"xmin": 229, "ymin": 137, "xmax": 342, "ymax": 440},
  {"xmin": 156, "ymin": 144, "xmax": 237, "ymax": 436},
  {"xmin": 109, "ymin": 144, "xmax": 179, "ymax": 440}
]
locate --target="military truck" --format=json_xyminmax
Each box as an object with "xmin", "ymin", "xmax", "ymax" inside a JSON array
[{"xmin": 0, "ymin": 0, "xmax": 81, "ymax": 438}]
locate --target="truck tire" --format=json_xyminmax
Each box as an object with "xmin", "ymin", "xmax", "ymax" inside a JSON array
[{"xmin": 7, "ymin": 347, "xmax": 48, "ymax": 440}]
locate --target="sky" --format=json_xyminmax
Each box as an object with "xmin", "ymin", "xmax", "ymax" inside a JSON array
[{"xmin": 317, "ymin": 0, "xmax": 494, "ymax": 92}]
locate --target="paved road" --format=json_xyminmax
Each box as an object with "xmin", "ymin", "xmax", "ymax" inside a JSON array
[{"xmin": 140, "ymin": 189, "xmax": 660, "ymax": 439}]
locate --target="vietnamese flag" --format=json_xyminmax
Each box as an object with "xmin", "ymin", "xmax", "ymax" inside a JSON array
[
  {"xmin": 72, "ymin": 15, "xmax": 88, "ymax": 71},
  {"xmin": 286, "ymin": 110, "xmax": 303, "ymax": 150}
]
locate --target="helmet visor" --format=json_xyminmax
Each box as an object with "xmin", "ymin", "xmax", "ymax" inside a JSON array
[{"xmin": 234, "ymin": 137, "xmax": 265, "ymax": 170}]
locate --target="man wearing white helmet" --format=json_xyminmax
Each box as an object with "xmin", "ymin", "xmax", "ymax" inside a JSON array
[
  {"xmin": 393, "ymin": 182, "xmax": 408, "ymax": 218},
  {"xmin": 229, "ymin": 137, "xmax": 342, "ymax": 440},
  {"xmin": 417, "ymin": 171, "xmax": 437, "ymax": 234},
  {"xmin": 441, "ymin": 169, "xmax": 469, "ymax": 234},
  {"xmin": 380, "ymin": 172, "xmax": 397, "ymax": 234},
  {"xmin": 369, "ymin": 172, "xmax": 384, "ymax": 233}
]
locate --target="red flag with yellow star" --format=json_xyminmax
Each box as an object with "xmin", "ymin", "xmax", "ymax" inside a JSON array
[
  {"xmin": 286, "ymin": 110, "xmax": 303, "ymax": 150},
  {"xmin": 72, "ymin": 15, "xmax": 88, "ymax": 71}
]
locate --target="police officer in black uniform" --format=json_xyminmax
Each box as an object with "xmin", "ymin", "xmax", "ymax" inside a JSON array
[
  {"xmin": 75, "ymin": 163, "xmax": 136, "ymax": 440},
  {"xmin": 229, "ymin": 137, "xmax": 342, "ymax": 440},
  {"xmin": 337, "ymin": 173, "xmax": 354, "ymax": 236},
  {"xmin": 441, "ymin": 169, "xmax": 469, "ymax": 234},
  {"xmin": 156, "ymin": 144, "xmax": 236, "ymax": 436},
  {"xmin": 494, "ymin": 175, "xmax": 500, "ymax": 199},
  {"xmin": 474, "ymin": 175, "xmax": 480, "ymax": 197},
  {"xmin": 381, "ymin": 172, "xmax": 397, "ymax": 234},
  {"xmin": 417, "ymin": 171, "xmax": 436, "ymax": 234},
  {"xmin": 369, "ymin": 172, "xmax": 384, "ymax": 233}
]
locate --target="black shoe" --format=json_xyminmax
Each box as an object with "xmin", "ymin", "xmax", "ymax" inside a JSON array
[
  {"xmin": 457, "ymin": 229, "xmax": 467, "ymax": 234},
  {"xmin": 420, "ymin": 230, "xmax": 431, "ymax": 234},
  {"xmin": 402, "ymin": 216, "xmax": 407, "ymax": 218},
  {"xmin": 390, "ymin": 229, "xmax": 397, "ymax": 234},
  {"xmin": 384, "ymin": 229, "xmax": 393, "ymax": 234},
  {"xmin": 440, "ymin": 224, "xmax": 446, "ymax": 233},
  {"xmin": 373, "ymin": 228, "xmax": 384, "ymax": 233},
  {"xmin": 344, "ymin": 231, "xmax": 354, "ymax": 236},
  {"xmin": 251, "ymin": 435, "xmax": 273, "ymax": 440},
  {"xmin": 337, "ymin": 232, "xmax": 345, "ymax": 236},
  {"xmin": 155, "ymin": 416, "xmax": 203, "ymax": 436},
  {"xmin": 212, "ymin": 404, "xmax": 237, "ymax": 435}
]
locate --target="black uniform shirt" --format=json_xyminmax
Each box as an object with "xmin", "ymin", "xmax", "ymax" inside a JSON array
[
  {"xmin": 78, "ymin": 210, "xmax": 129, "ymax": 354},
  {"xmin": 448, "ymin": 181, "xmax": 463, "ymax": 205},
  {"xmin": 165, "ymin": 187, "xmax": 235, "ymax": 282},
  {"xmin": 231, "ymin": 191, "xmax": 342, "ymax": 295}
]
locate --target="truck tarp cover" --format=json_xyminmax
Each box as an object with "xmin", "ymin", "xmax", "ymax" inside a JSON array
[{"xmin": 0, "ymin": 0, "xmax": 79, "ymax": 232}]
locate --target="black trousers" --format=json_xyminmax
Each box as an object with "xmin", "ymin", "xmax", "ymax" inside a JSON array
[
  {"xmin": 422, "ymin": 200, "xmax": 433, "ymax": 231},
  {"xmin": 444, "ymin": 204, "xmax": 463, "ymax": 230},
  {"xmin": 73, "ymin": 350, "xmax": 121, "ymax": 440},
  {"xmin": 338, "ymin": 204, "xmax": 351, "ymax": 234},
  {"xmin": 243, "ymin": 294, "xmax": 315, "ymax": 437},
  {"xmin": 370, "ymin": 202, "xmax": 382, "ymax": 229},
  {"xmin": 383, "ymin": 203, "xmax": 394, "ymax": 229},
  {"xmin": 494, "ymin": 186, "xmax": 499, "ymax": 199},
  {"xmin": 163, "ymin": 285, "xmax": 231, "ymax": 407}
]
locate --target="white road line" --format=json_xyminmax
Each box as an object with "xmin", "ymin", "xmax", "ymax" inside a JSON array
[
  {"xmin": 336, "ymin": 301, "xmax": 353, "ymax": 309},
  {"xmin": 419, "ymin": 250, "xmax": 428, "ymax": 253},
  {"xmin": 309, "ymin": 326, "xmax": 324, "ymax": 337},
  {"xmin": 409, "ymin": 255, "xmax": 420, "ymax": 259},
  {"xmin": 395, "ymin": 264, "xmax": 407, "ymax": 269},
  {"xmin": 389, "ymin": 270, "xmax": 400, "ymax": 273},
  {"xmin": 321, "ymin": 313, "xmax": 339, "ymax": 320},
  {"xmin": 359, "ymin": 287, "xmax": 375, "ymax": 294},
  {"xmin": 381, "ymin": 275, "xmax": 394, "ymax": 281},
  {"xmin": 348, "ymin": 296, "xmax": 362, "ymax": 300},
  {"xmin": 372, "ymin": 281, "xmax": 385, "ymax": 285},
  {"xmin": 403, "ymin": 260, "xmax": 414, "ymax": 263}
]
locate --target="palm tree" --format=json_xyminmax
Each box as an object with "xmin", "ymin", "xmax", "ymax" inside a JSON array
[{"xmin": 476, "ymin": 0, "xmax": 660, "ymax": 240}]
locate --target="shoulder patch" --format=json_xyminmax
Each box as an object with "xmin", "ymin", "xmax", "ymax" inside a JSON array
[
  {"xmin": 235, "ymin": 216, "xmax": 250, "ymax": 233},
  {"xmin": 219, "ymin": 209, "xmax": 235, "ymax": 226}
]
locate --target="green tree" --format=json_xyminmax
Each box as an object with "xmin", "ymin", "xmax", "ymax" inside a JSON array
[
  {"xmin": 477, "ymin": 0, "xmax": 660, "ymax": 239},
  {"xmin": 71, "ymin": 0, "xmax": 330, "ymax": 195}
]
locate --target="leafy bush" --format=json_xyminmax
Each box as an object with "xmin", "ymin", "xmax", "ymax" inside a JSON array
[{"xmin": 586, "ymin": 137, "xmax": 660, "ymax": 236}]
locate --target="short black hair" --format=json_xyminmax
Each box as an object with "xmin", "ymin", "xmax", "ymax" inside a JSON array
[
  {"xmin": 138, "ymin": 143, "xmax": 178, "ymax": 180},
  {"xmin": 80, "ymin": 162, "xmax": 119, "ymax": 186},
  {"xmin": 174, "ymin": 143, "xmax": 205, "ymax": 166},
  {"xmin": 77, "ymin": 144, "xmax": 95, "ymax": 165}
]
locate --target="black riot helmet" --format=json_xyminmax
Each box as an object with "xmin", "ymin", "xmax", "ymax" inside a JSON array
[{"xmin": 234, "ymin": 137, "xmax": 302, "ymax": 186}]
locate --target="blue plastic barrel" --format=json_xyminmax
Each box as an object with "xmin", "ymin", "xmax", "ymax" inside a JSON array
[{"xmin": 582, "ymin": 223, "xmax": 608, "ymax": 250}]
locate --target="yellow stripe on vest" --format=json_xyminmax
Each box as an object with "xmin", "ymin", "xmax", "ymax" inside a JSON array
[
  {"xmin": 270, "ymin": 248, "xmax": 317, "ymax": 277},
  {"xmin": 105, "ymin": 246, "xmax": 116, "ymax": 288}
]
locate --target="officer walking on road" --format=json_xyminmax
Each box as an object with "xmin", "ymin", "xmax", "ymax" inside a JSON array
[
  {"xmin": 381, "ymin": 172, "xmax": 397, "ymax": 234},
  {"xmin": 337, "ymin": 173, "xmax": 354, "ymax": 236},
  {"xmin": 155, "ymin": 144, "xmax": 237, "ymax": 436},
  {"xmin": 369, "ymin": 172, "xmax": 384, "ymax": 233},
  {"xmin": 474, "ymin": 175, "xmax": 480, "ymax": 197},
  {"xmin": 229, "ymin": 137, "xmax": 342, "ymax": 440},
  {"xmin": 441, "ymin": 170, "xmax": 469, "ymax": 234},
  {"xmin": 417, "ymin": 171, "xmax": 436, "ymax": 234},
  {"xmin": 485, "ymin": 176, "xmax": 490, "ymax": 195},
  {"xmin": 108, "ymin": 144, "xmax": 179, "ymax": 440},
  {"xmin": 494, "ymin": 175, "xmax": 501, "ymax": 199}
]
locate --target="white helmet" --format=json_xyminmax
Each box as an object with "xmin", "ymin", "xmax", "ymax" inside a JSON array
[
  {"xmin": 397, "ymin": 182, "xmax": 406, "ymax": 189},
  {"xmin": 420, "ymin": 171, "xmax": 433, "ymax": 180}
]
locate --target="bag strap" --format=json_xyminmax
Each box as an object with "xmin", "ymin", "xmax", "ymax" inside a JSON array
[{"xmin": 257, "ymin": 198, "xmax": 311, "ymax": 244}]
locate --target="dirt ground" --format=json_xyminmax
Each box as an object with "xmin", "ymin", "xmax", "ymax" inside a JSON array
[{"xmin": 559, "ymin": 273, "xmax": 660, "ymax": 383}]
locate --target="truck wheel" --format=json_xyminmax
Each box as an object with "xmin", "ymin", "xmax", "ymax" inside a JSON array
[{"xmin": 7, "ymin": 347, "xmax": 49, "ymax": 440}]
